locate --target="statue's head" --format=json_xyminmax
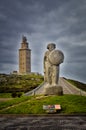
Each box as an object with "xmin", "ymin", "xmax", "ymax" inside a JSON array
[{"xmin": 47, "ymin": 43, "xmax": 56, "ymax": 51}]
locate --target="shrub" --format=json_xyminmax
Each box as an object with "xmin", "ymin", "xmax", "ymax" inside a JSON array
[
  {"xmin": 17, "ymin": 92, "xmax": 22, "ymax": 97},
  {"xmin": 11, "ymin": 92, "xmax": 17, "ymax": 98}
]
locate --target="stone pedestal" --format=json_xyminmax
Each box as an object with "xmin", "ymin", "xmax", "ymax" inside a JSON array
[{"xmin": 44, "ymin": 85, "xmax": 63, "ymax": 96}]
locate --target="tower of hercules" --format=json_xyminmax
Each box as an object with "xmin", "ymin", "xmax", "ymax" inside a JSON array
[{"xmin": 19, "ymin": 36, "xmax": 31, "ymax": 74}]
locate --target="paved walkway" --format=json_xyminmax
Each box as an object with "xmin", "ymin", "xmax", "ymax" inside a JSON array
[
  {"xmin": 0, "ymin": 115, "xmax": 86, "ymax": 130},
  {"xmin": 24, "ymin": 78, "xmax": 86, "ymax": 96}
]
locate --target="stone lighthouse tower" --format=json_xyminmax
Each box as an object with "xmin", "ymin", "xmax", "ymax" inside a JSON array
[{"xmin": 19, "ymin": 36, "xmax": 31, "ymax": 74}]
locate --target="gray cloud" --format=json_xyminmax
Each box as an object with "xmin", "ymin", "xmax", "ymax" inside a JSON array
[{"xmin": 0, "ymin": 0, "xmax": 86, "ymax": 83}]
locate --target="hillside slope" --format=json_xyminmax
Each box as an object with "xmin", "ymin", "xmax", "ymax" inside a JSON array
[
  {"xmin": 66, "ymin": 78, "xmax": 86, "ymax": 92},
  {"xmin": 59, "ymin": 78, "xmax": 86, "ymax": 96},
  {"xmin": 25, "ymin": 77, "xmax": 86, "ymax": 96},
  {"xmin": 0, "ymin": 74, "xmax": 86, "ymax": 96},
  {"xmin": 0, "ymin": 74, "xmax": 43, "ymax": 93}
]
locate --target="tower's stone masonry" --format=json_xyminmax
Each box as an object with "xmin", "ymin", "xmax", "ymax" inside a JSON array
[{"xmin": 19, "ymin": 36, "xmax": 31, "ymax": 74}]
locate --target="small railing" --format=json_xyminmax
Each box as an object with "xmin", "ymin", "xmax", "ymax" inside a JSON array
[{"xmin": 24, "ymin": 82, "xmax": 45, "ymax": 96}]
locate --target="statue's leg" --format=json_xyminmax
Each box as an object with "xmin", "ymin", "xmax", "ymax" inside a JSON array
[
  {"xmin": 52, "ymin": 66, "xmax": 59, "ymax": 85},
  {"xmin": 47, "ymin": 67, "xmax": 52, "ymax": 85},
  {"xmin": 44, "ymin": 62, "xmax": 48, "ymax": 82}
]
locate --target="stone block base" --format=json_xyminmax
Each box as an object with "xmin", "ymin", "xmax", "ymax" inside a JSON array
[{"xmin": 44, "ymin": 85, "xmax": 63, "ymax": 96}]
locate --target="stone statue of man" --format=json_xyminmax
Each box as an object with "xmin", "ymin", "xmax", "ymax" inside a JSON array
[
  {"xmin": 44, "ymin": 43, "xmax": 64, "ymax": 86},
  {"xmin": 43, "ymin": 43, "xmax": 64, "ymax": 95}
]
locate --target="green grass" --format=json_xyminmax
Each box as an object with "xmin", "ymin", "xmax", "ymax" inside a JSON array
[
  {"xmin": 0, "ymin": 95, "xmax": 86, "ymax": 114},
  {"xmin": 0, "ymin": 74, "xmax": 44, "ymax": 93},
  {"xmin": 0, "ymin": 96, "xmax": 33, "ymax": 110},
  {"xmin": 66, "ymin": 78, "xmax": 86, "ymax": 92},
  {"xmin": 0, "ymin": 93, "xmax": 12, "ymax": 98}
]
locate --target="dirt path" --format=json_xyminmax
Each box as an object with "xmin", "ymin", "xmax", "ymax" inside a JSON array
[{"xmin": 0, "ymin": 98, "xmax": 13, "ymax": 102}]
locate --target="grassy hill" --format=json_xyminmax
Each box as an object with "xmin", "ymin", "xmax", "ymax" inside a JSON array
[
  {"xmin": 0, "ymin": 95, "xmax": 86, "ymax": 114},
  {"xmin": 0, "ymin": 73, "xmax": 44, "ymax": 93},
  {"xmin": 66, "ymin": 78, "xmax": 86, "ymax": 92},
  {"xmin": 0, "ymin": 75, "xmax": 86, "ymax": 114},
  {"xmin": 0, "ymin": 74, "xmax": 86, "ymax": 98}
]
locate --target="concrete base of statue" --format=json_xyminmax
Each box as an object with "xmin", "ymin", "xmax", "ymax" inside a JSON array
[{"xmin": 43, "ymin": 84, "xmax": 63, "ymax": 96}]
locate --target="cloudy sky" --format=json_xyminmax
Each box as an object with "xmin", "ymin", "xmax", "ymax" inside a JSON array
[{"xmin": 0, "ymin": 0, "xmax": 86, "ymax": 83}]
